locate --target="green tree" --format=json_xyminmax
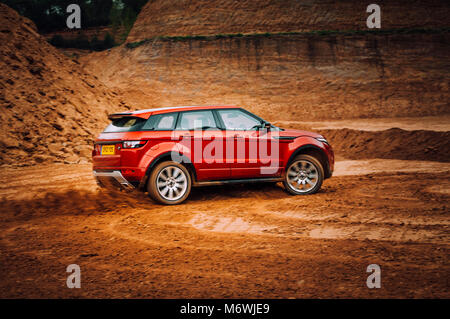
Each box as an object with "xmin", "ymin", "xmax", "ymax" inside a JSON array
[
  {"xmin": 49, "ymin": 34, "xmax": 65, "ymax": 47},
  {"xmin": 1, "ymin": 0, "xmax": 147, "ymax": 46},
  {"xmin": 103, "ymin": 32, "xmax": 115, "ymax": 48},
  {"xmin": 90, "ymin": 35, "xmax": 102, "ymax": 50},
  {"xmin": 73, "ymin": 34, "xmax": 90, "ymax": 49}
]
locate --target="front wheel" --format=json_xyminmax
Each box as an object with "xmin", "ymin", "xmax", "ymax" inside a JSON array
[
  {"xmin": 148, "ymin": 161, "xmax": 192, "ymax": 205},
  {"xmin": 283, "ymin": 154, "xmax": 324, "ymax": 195}
]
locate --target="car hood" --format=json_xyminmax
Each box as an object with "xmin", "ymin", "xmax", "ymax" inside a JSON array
[{"xmin": 275, "ymin": 129, "xmax": 322, "ymax": 139}]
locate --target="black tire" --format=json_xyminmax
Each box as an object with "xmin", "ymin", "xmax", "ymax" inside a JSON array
[
  {"xmin": 147, "ymin": 161, "xmax": 192, "ymax": 205},
  {"xmin": 283, "ymin": 154, "xmax": 324, "ymax": 195}
]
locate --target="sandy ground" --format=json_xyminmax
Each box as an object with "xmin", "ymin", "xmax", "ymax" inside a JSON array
[
  {"xmin": 277, "ymin": 116, "xmax": 450, "ymax": 132},
  {"xmin": 0, "ymin": 160, "xmax": 448, "ymax": 298},
  {"xmin": 1, "ymin": 3, "xmax": 448, "ymax": 299}
]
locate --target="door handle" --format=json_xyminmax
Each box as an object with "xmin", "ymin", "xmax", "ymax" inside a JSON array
[
  {"xmin": 177, "ymin": 134, "xmax": 191, "ymax": 140},
  {"xmin": 234, "ymin": 134, "xmax": 243, "ymax": 139}
]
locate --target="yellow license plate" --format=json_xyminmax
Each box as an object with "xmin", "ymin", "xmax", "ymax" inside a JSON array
[{"xmin": 101, "ymin": 145, "xmax": 115, "ymax": 155}]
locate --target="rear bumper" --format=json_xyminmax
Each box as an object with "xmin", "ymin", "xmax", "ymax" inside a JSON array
[{"xmin": 93, "ymin": 170, "xmax": 135, "ymax": 190}]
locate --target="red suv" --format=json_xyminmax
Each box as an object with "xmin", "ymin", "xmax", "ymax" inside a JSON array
[{"xmin": 93, "ymin": 106, "xmax": 334, "ymax": 204}]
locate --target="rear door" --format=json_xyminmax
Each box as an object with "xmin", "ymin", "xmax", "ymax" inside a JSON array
[{"xmin": 174, "ymin": 110, "xmax": 230, "ymax": 181}]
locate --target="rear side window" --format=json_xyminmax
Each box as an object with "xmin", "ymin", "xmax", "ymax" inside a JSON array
[
  {"xmin": 142, "ymin": 112, "xmax": 178, "ymax": 130},
  {"xmin": 177, "ymin": 110, "xmax": 217, "ymax": 130},
  {"xmin": 103, "ymin": 117, "xmax": 147, "ymax": 133}
]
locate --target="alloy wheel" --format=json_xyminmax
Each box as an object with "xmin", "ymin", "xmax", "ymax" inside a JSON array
[
  {"xmin": 156, "ymin": 166, "xmax": 188, "ymax": 201},
  {"xmin": 286, "ymin": 159, "xmax": 319, "ymax": 193}
]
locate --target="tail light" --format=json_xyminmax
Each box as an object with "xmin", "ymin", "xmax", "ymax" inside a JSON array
[
  {"xmin": 122, "ymin": 140, "xmax": 147, "ymax": 149},
  {"xmin": 92, "ymin": 144, "xmax": 101, "ymax": 156}
]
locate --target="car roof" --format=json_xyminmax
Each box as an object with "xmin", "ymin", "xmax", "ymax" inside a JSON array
[{"xmin": 108, "ymin": 105, "xmax": 239, "ymax": 119}]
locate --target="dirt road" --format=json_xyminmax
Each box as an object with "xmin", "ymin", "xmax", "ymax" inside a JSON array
[
  {"xmin": 1, "ymin": 1, "xmax": 448, "ymax": 300},
  {"xmin": 0, "ymin": 162, "xmax": 448, "ymax": 298}
]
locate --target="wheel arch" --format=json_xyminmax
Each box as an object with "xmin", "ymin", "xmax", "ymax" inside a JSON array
[
  {"xmin": 138, "ymin": 151, "xmax": 197, "ymax": 190},
  {"xmin": 287, "ymin": 145, "xmax": 332, "ymax": 179}
]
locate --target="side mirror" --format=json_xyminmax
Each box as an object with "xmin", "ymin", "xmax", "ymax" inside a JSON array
[{"xmin": 264, "ymin": 122, "xmax": 271, "ymax": 130}]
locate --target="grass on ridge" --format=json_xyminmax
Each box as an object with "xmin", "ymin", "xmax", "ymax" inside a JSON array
[{"xmin": 125, "ymin": 27, "xmax": 450, "ymax": 49}]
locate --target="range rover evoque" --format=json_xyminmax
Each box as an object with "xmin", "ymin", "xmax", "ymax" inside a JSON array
[{"xmin": 93, "ymin": 105, "xmax": 334, "ymax": 204}]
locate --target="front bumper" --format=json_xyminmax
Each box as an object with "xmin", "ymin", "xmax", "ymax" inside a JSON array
[
  {"xmin": 324, "ymin": 143, "xmax": 334, "ymax": 178},
  {"xmin": 93, "ymin": 170, "xmax": 135, "ymax": 190}
]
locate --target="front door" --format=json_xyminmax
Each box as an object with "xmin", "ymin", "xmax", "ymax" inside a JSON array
[{"xmin": 216, "ymin": 108, "xmax": 280, "ymax": 179}]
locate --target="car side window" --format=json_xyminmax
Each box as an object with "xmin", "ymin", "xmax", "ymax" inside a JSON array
[
  {"xmin": 218, "ymin": 109, "xmax": 261, "ymax": 130},
  {"xmin": 177, "ymin": 110, "xmax": 217, "ymax": 130},
  {"xmin": 157, "ymin": 115, "xmax": 175, "ymax": 129},
  {"xmin": 142, "ymin": 113, "xmax": 178, "ymax": 130}
]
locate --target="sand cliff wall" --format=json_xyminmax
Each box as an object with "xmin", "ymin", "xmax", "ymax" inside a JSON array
[
  {"xmin": 0, "ymin": 4, "xmax": 130, "ymax": 166},
  {"xmin": 83, "ymin": 31, "xmax": 450, "ymax": 121},
  {"xmin": 127, "ymin": 0, "xmax": 450, "ymax": 42}
]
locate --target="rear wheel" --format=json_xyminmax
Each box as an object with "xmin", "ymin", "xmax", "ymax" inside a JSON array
[
  {"xmin": 283, "ymin": 154, "xmax": 324, "ymax": 195},
  {"xmin": 148, "ymin": 161, "xmax": 192, "ymax": 205}
]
